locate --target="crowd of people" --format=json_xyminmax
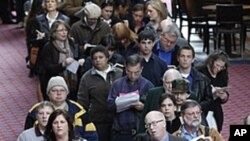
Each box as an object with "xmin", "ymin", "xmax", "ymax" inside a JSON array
[{"xmin": 3, "ymin": 0, "xmax": 246, "ymax": 141}]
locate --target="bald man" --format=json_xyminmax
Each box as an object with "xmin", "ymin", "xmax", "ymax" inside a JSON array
[{"xmin": 145, "ymin": 111, "xmax": 187, "ymax": 141}]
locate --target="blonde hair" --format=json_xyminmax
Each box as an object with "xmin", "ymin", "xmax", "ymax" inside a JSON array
[
  {"xmin": 35, "ymin": 101, "xmax": 55, "ymax": 115},
  {"xmin": 146, "ymin": 0, "xmax": 168, "ymax": 21}
]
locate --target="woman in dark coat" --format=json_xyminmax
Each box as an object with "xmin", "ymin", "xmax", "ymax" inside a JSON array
[
  {"xmin": 196, "ymin": 51, "xmax": 229, "ymax": 133},
  {"xmin": 39, "ymin": 20, "xmax": 84, "ymax": 100}
]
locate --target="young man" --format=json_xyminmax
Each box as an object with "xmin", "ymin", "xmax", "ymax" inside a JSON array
[
  {"xmin": 107, "ymin": 54, "xmax": 154, "ymax": 141},
  {"xmin": 177, "ymin": 46, "xmax": 213, "ymax": 116},
  {"xmin": 17, "ymin": 101, "xmax": 55, "ymax": 141},
  {"xmin": 138, "ymin": 29, "xmax": 168, "ymax": 87}
]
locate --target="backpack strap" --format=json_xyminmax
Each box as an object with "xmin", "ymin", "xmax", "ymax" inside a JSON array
[{"xmin": 204, "ymin": 126, "xmax": 210, "ymax": 137}]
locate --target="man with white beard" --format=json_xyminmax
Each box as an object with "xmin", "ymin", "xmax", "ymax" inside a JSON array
[{"xmin": 172, "ymin": 100, "xmax": 224, "ymax": 141}]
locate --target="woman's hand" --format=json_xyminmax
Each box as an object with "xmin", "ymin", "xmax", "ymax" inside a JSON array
[
  {"xmin": 78, "ymin": 58, "xmax": 85, "ymax": 66},
  {"xmin": 63, "ymin": 57, "xmax": 74, "ymax": 67},
  {"xmin": 215, "ymin": 90, "xmax": 228, "ymax": 101},
  {"xmin": 211, "ymin": 85, "xmax": 228, "ymax": 101},
  {"xmin": 36, "ymin": 30, "xmax": 45, "ymax": 40}
]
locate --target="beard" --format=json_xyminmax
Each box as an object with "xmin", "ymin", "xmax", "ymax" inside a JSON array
[{"xmin": 184, "ymin": 117, "xmax": 202, "ymax": 128}]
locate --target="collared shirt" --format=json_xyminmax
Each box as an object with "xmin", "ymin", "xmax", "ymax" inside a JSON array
[
  {"xmin": 107, "ymin": 76, "xmax": 154, "ymax": 131},
  {"xmin": 156, "ymin": 42, "xmax": 175, "ymax": 65},
  {"xmin": 181, "ymin": 126, "xmax": 199, "ymax": 140},
  {"xmin": 17, "ymin": 126, "xmax": 44, "ymax": 141},
  {"xmin": 161, "ymin": 134, "xmax": 170, "ymax": 141},
  {"xmin": 181, "ymin": 72, "xmax": 193, "ymax": 91}
]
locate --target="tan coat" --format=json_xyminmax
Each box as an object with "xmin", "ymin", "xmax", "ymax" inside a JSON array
[
  {"xmin": 172, "ymin": 125, "xmax": 224, "ymax": 141},
  {"xmin": 58, "ymin": 0, "xmax": 83, "ymax": 16}
]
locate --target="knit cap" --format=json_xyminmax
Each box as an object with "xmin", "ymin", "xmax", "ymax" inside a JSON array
[
  {"xmin": 46, "ymin": 76, "xmax": 69, "ymax": 94},
  {"xmin": 75, "ymin": 2, "xmax": 101, "ymax": 19}
]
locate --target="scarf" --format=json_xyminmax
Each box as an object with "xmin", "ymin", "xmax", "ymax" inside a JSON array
[
  {"xmin": 52, "ymin": 39, "xmax": 77, "ymax": 92},
  {"xmin": 52, "ymin": 39, "xmax": 73, "ymax": 64}
]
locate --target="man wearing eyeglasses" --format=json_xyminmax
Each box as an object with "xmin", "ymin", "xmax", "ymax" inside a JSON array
[
  {"xmin": 145, "ymin": 111, "xmax": 188, "ymax": 141},
  {"xmin": 153, "ymin": 22, "xmax": 180, "ymax": 68},
  {"xmin": 172, "ymin": 100, "xmax": 223, "ymax": 141}
]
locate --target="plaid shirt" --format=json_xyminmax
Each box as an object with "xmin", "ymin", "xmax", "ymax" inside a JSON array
[{"xmin": 107, "ymin": 76, "xmax": 154, "ymax": 131}]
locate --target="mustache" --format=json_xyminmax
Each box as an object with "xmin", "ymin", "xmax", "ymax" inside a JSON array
[{"xmin": 191, "ymin": 119, "xmax": 201, "ymax": 126}]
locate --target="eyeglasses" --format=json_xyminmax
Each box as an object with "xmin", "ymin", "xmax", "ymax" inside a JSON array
[
  {"xmin": 185, "ymin": 111, "xmax": 201, "ymax": 117},
  {"xmin": 160, "ymin": 34, "xmax": 177, "ymax": 45},
  {"xmin": 145, "ymin": 119, "xmax": 164, "ymax": 128}
]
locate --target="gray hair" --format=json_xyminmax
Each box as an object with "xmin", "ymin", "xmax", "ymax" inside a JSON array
[
  {"xmin": 162, "ymin": 68, "xmax": 182, "ymax": 82},
  {"xmin": 180, "ymin": 99, "xmax": 201, "ymax": 114},
  {"xmin": 161, "ymin": 23, "xmax": 181, "ymax": 39}
]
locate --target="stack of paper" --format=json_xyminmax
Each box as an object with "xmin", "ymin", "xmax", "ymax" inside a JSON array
[{"xmin": 115, "ymin": 92, "xmax": 139, "ymax": 112}]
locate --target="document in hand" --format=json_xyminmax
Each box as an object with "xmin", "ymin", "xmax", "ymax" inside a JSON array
[
  {"xmin": 214, "ymin": 86, "xmax": 229, "ymax": 93},
  {"xmin": 66, "ymin": 59, "xmax": 79, "ymax": 74},
  {"xmin": 115, "ymin": 91, "xmax": 140, "ymax": 112}
]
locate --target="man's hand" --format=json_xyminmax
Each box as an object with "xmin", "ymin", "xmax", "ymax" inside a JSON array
[{"xmin": 132, "ymin": 101, "xmax": 144, "ymax": 111}]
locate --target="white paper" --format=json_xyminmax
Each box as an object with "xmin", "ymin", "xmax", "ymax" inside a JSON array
[
  {"xmin": 206, "ymin": 111, "xmax": 218, "ymax": 131},
  {"xmin": 115, "ymin": 92, "xmax": 140, "ymax": 113},
  {"xmin": 66, "ymin": 60, "xmax": 79, "ymax": 74}
]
